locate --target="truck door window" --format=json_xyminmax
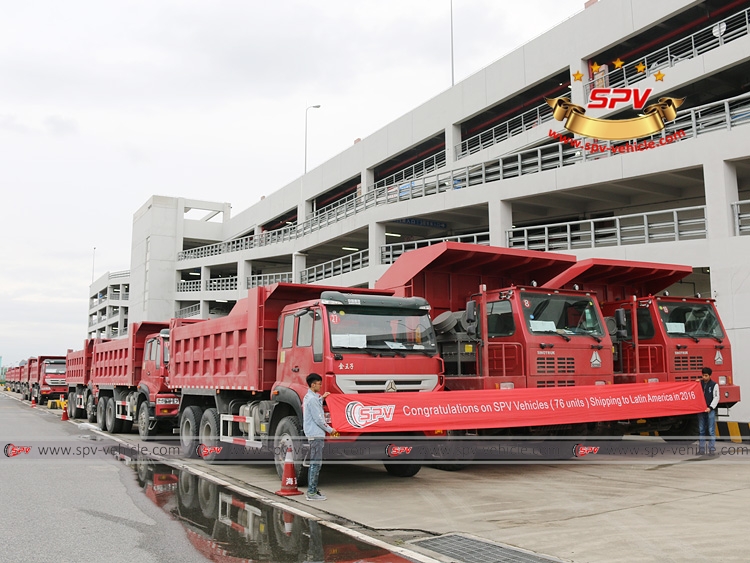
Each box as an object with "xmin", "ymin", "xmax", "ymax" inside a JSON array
[
  {"xmin": 313, "ymin": 312, "xmax": 323, "ymax": 362},
  {"xmin": 297, "ymin": 312, "xmax": 313, "ymax": 347},
  {"xmin": 281, "ymin": 314, "xmax": 295, "ymax": 349},
  {"xmin": 486, "ymin": 300, "xmax": 515, "ymax": 337},
  {"xmin": 155, "ymin": 341, "xmax": 162, "ymax": 369},
  {"xmin": 144, "ymin": 341, "xmax": 152, "ymax": 365},
  {"xmin": 625, "ymin": 308, "xmax": 655, "ymax": 340}
]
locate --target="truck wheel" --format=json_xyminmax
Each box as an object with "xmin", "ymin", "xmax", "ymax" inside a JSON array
[
  {"xmin": 67, "ymin": 394, "xmax": 76, "ymax": 420},
  {"xmin": 198, "ymin": 408, "xmax": 223, "ymax": 464},
  {"xmin": 97, "ymin": 397, "xmax": 108, "ymax": 431},
  {"xmin": 180, "ymin": 405, "xmax": 203, "ymax": 457},
  {"xmin": 273, "ymin": 416, "xmax": 308, "ymax": 487},
  {"xmin": 384, "ymin": 463, "xmax": 421, "ymax": 477},
  {"xmin": 198, "ymin": 480, "xmax": 218, "ymax": 519},
  {"xmin": 660, "ymin": 416, "xmax": 700, "ymax": 441},
  {"xmin": 86, "ymin": 393, "xmax": 97, "ymax": 423},
  {"xmin": 106, "ymin": 398, "xmax": 124, "ymax": 433},
  {"xmin": 138, "ymin": 400, "xmax": 155, "ymax": 441},
  {"xmin": 73, "ymin": 392, "xmax": 86, "ymax": 419},
  {"xmin": 178, "ymin": 470, "xmax": 198, "ymax": 510}
]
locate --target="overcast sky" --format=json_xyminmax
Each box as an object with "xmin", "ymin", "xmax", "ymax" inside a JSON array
[{"xmin": 0, "ymin": 0, "xmax": 583, "ymax": 365}]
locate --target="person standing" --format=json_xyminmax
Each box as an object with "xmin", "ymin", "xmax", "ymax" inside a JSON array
[
  {"xmin": 698, "ymin": 367, "xmax": 719, "ymax": 455},
  {"xmin": 303, "ymin": 373, "xmax": 336, "ymax": 501}
]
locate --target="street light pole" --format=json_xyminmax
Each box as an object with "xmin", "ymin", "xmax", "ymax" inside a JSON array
[
  {"xmin": 304, "ymin": 104, "xmax": 321, "ymax": 174},
  {"xmin": 450, "ymin": 0, "xmax": 455, "ymax": 87}
]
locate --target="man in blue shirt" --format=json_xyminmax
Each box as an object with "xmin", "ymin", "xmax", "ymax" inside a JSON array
[
  {"xmin": 303, "ymin": 373, "xmax": 336, "ymax": 500},
  {"xmin": 698, "ymin": 367, "xmax": 720, "ymax": 455}
]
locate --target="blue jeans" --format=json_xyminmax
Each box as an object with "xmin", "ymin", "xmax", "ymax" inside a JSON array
[
  {"xmin": 698, "ymin": 409, "xmax": 716, "ymax": 454},
  {"xmin": 307, "ymin": 438, "xmax": 324, "ymax": 495}
]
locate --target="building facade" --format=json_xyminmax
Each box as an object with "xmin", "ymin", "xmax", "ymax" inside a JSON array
[
  {"xmin": 124, "ymin": 0, "xmax": 750, "ymax": 419},
  {"xmin": 88, "ymin": 270, "xmax": 130, "ymax": 339}
]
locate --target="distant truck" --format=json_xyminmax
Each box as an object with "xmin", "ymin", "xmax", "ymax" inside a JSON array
[
  {"xmin": 66, "ymin": 322, "xmax": 196, "ymax": 439},
  {"xmin": 25, "ymin": 356, "xmax": 67, "ymax": 405}
]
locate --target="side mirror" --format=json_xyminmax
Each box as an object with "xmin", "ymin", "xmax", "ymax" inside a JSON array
[
  {"xmin": 465, "ymin": 301, "xmax": 477, "ymax": 324},
  {"xmin": 614, "ymin": 308, "xmax": 628, "ymax": 339}
]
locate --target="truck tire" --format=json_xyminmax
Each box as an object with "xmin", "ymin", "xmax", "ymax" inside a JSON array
[
  {"xmin": 198, "ymin": 408, "xmax": 223, "ymax": 464},
  {"xmin": 178, "ymin": 470, "xmax": 199, "ymax": 510},
  {"xmin": 67, "ymin": 393, "xmax": 76, "ymax": 420},
  {"xmin": 273, "ymin": 416, "xmax": 308, "ymax": 487},
  {"xmin": 106, "ymin": 398, "xmax": 124, "ymax": 433},
  {"xmin": 383, "ymin": 463, "xmax": 421, "ymax": 478},
  {"xmin": 198, "ymin": 480, "xmax": 218, "ymax": 519},
  {"xmin": 180, "ymin": 405, "xmax": 203, "ymax": 457},
  {"xmin": 73, "ymin": 392, "xmax": 86, "ymax": 419},
  {"xmin": 97, "ymin": 397, "xmax": 108, "ymax": 431},
  {"xmin": 86, "ymin": 393, "xmax": 97, "ymax": 423},
  {"xmin": 138, "ymin": 400, "xmax": 156, "ymax": 441}
]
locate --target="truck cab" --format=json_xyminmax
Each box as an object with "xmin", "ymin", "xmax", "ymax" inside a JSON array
[
  {"xmin": 603, "ymin": 296, "xmax": 738, "ymax": 407},
  {"xmin": 434, "ymin": 285, "xmax": 613, "ymax": 390},
  {"xmin": 272, "ymin": 290, "xmax": 443, "ymax": 412}
]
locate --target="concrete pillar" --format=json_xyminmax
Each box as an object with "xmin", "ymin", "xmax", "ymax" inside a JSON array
[
  {"xmin": 369, "ymin": 222, "xmax": 387, "ymax": 266},
  {"xmin": 362, "ymin": 168, "xmax": 375, "ymax": 192},
  {"xmin": 445, "ymin": 123, "xmax": 462, "ymax": 162},
  {"xmin": 488, "ymin": 199, "xmax": 513, "ymax": 247},
  {"xmin": 569, "ymin": 58, "xmax": 587, "ymax": 107},
  {"xmin": 237, "ymin": 259, "xmax": 253, "ymax": 291},
  {"xmin": 292, "ymin": 252, "xmax": 307, "ymax": 284},
  {"xmin": 298, "ymin": 199, "xmax": 314, "ymax": 223},
  {"xmin": 703, "ymin": 159, "xmax": 739, "ymax": 239}
]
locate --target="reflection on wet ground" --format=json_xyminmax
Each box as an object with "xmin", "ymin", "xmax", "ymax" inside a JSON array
[{"xmin": 126, "ymin": 456, "xmax": 417, "ymax": 563}]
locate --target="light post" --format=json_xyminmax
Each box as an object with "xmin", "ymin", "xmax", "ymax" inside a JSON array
[
  {"xmin": 304, "ymin": 104, "xmax": 321, "ymax": 174},
  {"xmin": 450, "ymin": 0, "xmax": 455, "ymax": 86}
]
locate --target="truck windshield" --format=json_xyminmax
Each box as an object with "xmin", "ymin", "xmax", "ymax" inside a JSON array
[
  {"xmin": 520, "ymin": 291, "xmax": 605, "ymax": 337},
  {"xmin": 44, "ymin": 360, "xmax": 66, "ymax": 374},
  {"xmin": 657, "ymin": 301, "xmax": 724, "ymax": 340},
  {"xmin": 327, "ymin": 306, "xmax": 436, "ymax": 354}
]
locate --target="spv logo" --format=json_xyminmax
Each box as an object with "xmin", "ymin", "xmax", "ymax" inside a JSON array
[
  {"xmin": 385, "ymin": 444, "xmax": 413, "ymax": 457},
  {"xmin": 4, "ymin": 443, "xmax": 31, "ymax": 457},
  {"xmin": 588, "ymin": 88, "xmax": 653, "ymax": 110},
  {"xmin": 572, "ymin": 444, "xmax": 600, "ymax": 458},
  {"xmin": 345, "ymin": 401, "xmax": 395, "ymax": 429}
]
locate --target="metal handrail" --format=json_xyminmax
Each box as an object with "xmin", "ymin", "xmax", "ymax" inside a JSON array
[
  {"xmin": 733, "ymin": 199, "xmax": 750, "ymax": 236},
  {"xmin": 247, "ymin": 272, "xmax": 294, "ymax": 288},
  {"xmin": 381, "ymin": 232, "xmax": 491, "ymax": 264},
  {"xmin": 176, "ymin": 92, "xmax": 750, "ymax": 262},
  {"xmin": 583, "ymin": 6, "xmax": 750, "ymax": 95},
  {"xmin": 507, "ymin": 206, "xmax": 707, "ymax": 251},
  {"xmin": 175, "ymin": 304, "xmax": 201, "ymax": 318},
  {"xmin": 300, "ymin": 250, "xmax": 369, "ymax": 284},
  {"xmin": 456, "ymin": 102, "xmax": 555, "ymax": 159},
  {"xmin": 371, "ymin": 150, "xmax": 448, "ymax": 190}
]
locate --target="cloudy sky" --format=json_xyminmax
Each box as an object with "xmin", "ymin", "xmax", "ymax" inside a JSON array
[{"xmin": 0, "ymin": 0, "xmax": 583, "ymax": 365}]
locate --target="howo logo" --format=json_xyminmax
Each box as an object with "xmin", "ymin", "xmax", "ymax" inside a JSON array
[
  {"xmin": 588, "ymin": 87, "xmax": 653, "ymax": 110},
  {"xmin": 345, "ymin": 402, "xmax": 395, "ymax": 429}
]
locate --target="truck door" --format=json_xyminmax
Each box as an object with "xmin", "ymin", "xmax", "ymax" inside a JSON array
[
  {"xmin": 277, "ymin": 309, "xmax": 323, "ymax": 387},
  {"xmin": 143, "ymin": 338, "xmax": 158, "ymax": 382}
]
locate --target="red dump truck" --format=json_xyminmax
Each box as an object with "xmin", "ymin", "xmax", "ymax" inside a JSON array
[
  {"xmin": 26, "ymin": 355, "xmax": 67, "ymax": 405},
  {"xmin": 373, "ymin": 242, "xmax": 726, "ymax": 436},
  {"xmin": 168, "ymin": 283, "xmax": 442, "ymax": 481},
  {"xmin": 66, "ymin": 322, "xmax": 196, "ymax": 440},
  {"xmin": 543, "ymin": 257, "xmax": 740, "ymax": 432}
]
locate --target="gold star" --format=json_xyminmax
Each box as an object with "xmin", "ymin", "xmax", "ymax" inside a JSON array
[
  {"xmin": 654, "ymin": 70, "xmax": 665, "ymax": 81},
  {"xmin": 613, "ymin": 58, "xmax": 625, "ymax": 69},
  {"xmin": 591, "ymin": 62, "xmax": 601, "ymax": 73},
  {"xmin": 572, "ymin": 70, "xmax": 584, "ymax": 81},
  {"xmin": 635, "ymin": 62, "xmax": 647, "ymax": 73}
]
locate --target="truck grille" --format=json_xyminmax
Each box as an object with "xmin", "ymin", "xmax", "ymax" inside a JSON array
[
  {"xmin": 46, "ymin": 378, "xmax": 66, "ymax": 386},
  {"xmin": 674, "ymin": 356, "xmax": 703, "ymax": 371},
  {"xmin": 536, "ymin": 380, "xmax": 575, "ymax": 388},
  {"xmin": 335, "ymin": 374, "xmax": 439, "ymax": 393},
  {"xmin": 536, "ymin": 357, "xmax": 575, "ymax": 374}
]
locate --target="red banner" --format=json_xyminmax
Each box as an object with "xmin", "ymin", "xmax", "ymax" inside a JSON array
[{"xmin": 327, "ymin": 382, "xmax": 705, "ymax": 433}]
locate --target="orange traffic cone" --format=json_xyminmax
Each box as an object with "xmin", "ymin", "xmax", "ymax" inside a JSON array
[
  {"xmin": 61, "ymin": 402, "xmax": 69, "ymax": 421},
  {"xmin": 30, "ymin": 396, "xmax": 37, "ymax": 408},
  {"xmin": 283, "ymin": 510, "xmax": 294, "ymax": 536},
  {"xmin": 275, "ymin": 447, "xmax": 303, "ymax": 497}
]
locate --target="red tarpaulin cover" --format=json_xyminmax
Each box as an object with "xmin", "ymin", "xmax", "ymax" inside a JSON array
[{"xmin": 327, "ymin": 382, "xmax": 705, "ymax": 433}]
